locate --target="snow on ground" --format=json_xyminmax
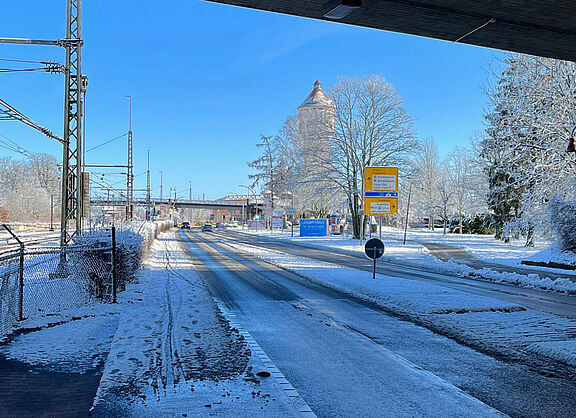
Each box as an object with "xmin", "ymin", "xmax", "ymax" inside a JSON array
[
  {"xmin": 0, "ymin": 303, "xmax": 119, "ymax": 373},
  {"xmin": 526, "ymin": 340, "xmax": 576, "ymax": 368},
  {"xmin": 1, "ymin": 305, "xmax": 119, "ymax": 373},
  {"xmin": 225, "ymin": 239, "xmax": 576, "ymax": 369},
  {"xmin": 91, "ymin": 231, "xmax": 301, "ymax": 417},
  {"xmin": 239, "ymin": 228, "xmax": 576, "ymax": 293},
  {"xmin": 244, "ymin": 226, "xmax": 551, "ymax": 266},
  {"xmin": 1, "ymin": 230, "xmax": 304, "ymax": 416}
]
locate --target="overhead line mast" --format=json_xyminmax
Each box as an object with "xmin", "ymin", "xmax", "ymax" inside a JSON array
[
  {"xmin": 0, "ymin": 0, "xmax": 84, "ymax": 246},
  {"xmin": 61, "ymin": 0, "xmax": 84, "ymax": 245}
]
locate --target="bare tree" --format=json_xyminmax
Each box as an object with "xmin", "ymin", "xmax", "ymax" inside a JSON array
[
  {"xmin": 0, "ymin": 154, "xmax": 60, "ymax": 223},
  {"xmin": 412, "ymin": 138, "xmax": 441, "ymax": 230},
  {"xmin": 324, "ymin": 75, "xmax": 417, "ymax": 238},
  {"xmin": 435, "ymin": 165, "xmax": 454, "ymax": 235}
]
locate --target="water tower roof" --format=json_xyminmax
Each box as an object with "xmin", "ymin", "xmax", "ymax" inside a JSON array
[{"xmin": 297, "ymin": 80, "xmax": 334, "ymax": 110}]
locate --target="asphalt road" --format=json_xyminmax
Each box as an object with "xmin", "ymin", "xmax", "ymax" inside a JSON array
[
  {"xmin": 223, "ymin": 230, "xmax": 576, "ymax": 319},
  {"xmin": 179, "ymin": 229, "xmax": 576, "ymax": 418}
]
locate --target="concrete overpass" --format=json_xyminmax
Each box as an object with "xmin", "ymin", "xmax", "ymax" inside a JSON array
[
  {"xmin": 206, "ymin": 1, "xmax": 576, "ymax": 62},
  {"xmin": 90, "ymin": 198, "xmax": 264, "ymax": 211}
]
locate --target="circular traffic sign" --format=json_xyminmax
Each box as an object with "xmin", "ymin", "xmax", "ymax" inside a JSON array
[{"xmin": 364, "ymin": 238, "xmax": 384, "ymax": 259}]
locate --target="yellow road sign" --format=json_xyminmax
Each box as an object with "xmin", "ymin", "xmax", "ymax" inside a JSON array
[
  {"xmin": 365, "ymin": 167, "xmax": 398, "ymax": 191},
  {"xmin": 365, "ymin": 197, "xmax": 398, "ymax": 215}
]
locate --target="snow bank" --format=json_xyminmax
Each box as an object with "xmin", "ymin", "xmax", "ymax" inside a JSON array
[
  {"xmin": 240, "ymin": 230, "xmax": 576, "ymax": 294},
  {"xmin": 525, "ymin": 340, "xmax": 576, "ymax": 368}
]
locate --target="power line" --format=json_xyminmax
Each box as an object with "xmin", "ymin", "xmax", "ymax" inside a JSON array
[
  {"xmin": 85, "ymin": 132, "xmax": 127, "ymax": 153},
  {"xmin": 0, "ymin": 57, "xmax": 51, "ymax": 64},
  {"xmin": 0, "ymin": 59, "xmax": 64, "ymax": 74},
  {"xmin": 0, "ymin": 98, "xmax": 63, "ymax": 143},
  {"xmin": 0, "ymin": 132, "xmax": 34, "ymax": 157}
]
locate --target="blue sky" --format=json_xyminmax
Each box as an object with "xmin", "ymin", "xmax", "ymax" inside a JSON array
[{"xmin": 0, "ymin": 0, "xmax": 502, "ymax": 200}]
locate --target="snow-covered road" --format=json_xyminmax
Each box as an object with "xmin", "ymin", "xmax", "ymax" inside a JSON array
[{"xmin": 181, "ymin": 229, "xmax": 576, "ymax": 417}]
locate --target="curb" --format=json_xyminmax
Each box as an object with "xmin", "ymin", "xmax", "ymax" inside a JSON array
[{"xmin": 214, "ymin": 298, "xmax": 316, "ymax": 417}]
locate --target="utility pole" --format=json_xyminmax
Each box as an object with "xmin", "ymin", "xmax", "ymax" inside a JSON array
[
  {"xmin": 189, "ymin": 181, "xmax": 192, "ymax": 201},
  {"xmin": 146, "ymin": 149, "xmax": 151, "ymax": 220},
  {"xmin": 159, "ymin": 170, "xmax": 163, "ymax": 201},
  {"xmin": 60, "ymin": 0, "xmax": 84, "ymax": 245},
  {"xmin": 0, "ymin": 1, "xmax": 84, "ymax": 247},
  {"xmin": 126, "ymin": 96, "xmax": 133, "ymax": 220}
]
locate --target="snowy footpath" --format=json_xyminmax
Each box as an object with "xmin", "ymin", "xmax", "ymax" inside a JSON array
[
  {"xmin": 91, "ymin": 232, "xmax": 302, "ymax": 416},
  {"xmin": 225, "ymin": 238, "xmax": 576, "ymax": 372}
]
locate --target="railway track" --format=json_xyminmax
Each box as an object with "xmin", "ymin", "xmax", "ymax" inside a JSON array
[{"xmin": 0, "ymin": 231, "xmax": 60, "ymax": 254}]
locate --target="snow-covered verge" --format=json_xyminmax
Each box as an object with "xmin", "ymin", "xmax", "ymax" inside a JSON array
[
  {"xmin": 91, "ymin": 231, "xmax": 301, "ymax": 417},
  {"xmin": 445, "ymin": 262, "xmax": 576, "ymax": 294},
  {"xmin": 225, "ymin": 240, "xmax": 576, "ymax": 370},
  {"xmin": 0, "ymin": 302, "xmax": 120, "ymax": 372},
  {"xmin": 238, "ymin": 229, "xmax": 576, "ymax": 294},
  {"xmin": 526, "ymin": 243, "xmax": 576, "ymax": 267}
]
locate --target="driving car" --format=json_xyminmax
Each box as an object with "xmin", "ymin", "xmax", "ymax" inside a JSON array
[
  {"xmin": 180, "ymin": 222, "xmax": 190, "ymax": 229},
  {"xmin": 201, "ymin": 224, "xmax": 213, "ymax": 232}
]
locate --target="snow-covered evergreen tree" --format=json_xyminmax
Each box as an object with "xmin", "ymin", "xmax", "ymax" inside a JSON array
[{"xmin": 481, "ymin": 54, "xmax": 576, "ymax": 245}]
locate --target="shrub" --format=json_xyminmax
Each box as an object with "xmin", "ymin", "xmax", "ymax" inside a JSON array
[
  {"xmin": 549, "ymin": 197, "xmax": 576, "ymax": 252},
  {"xmin": 70, "ymin": 229, "xmax": 143, "ymax": 300}
]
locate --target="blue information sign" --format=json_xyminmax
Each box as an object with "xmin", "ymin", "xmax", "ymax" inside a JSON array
[
  {"xmin": 300, "ymin": 219, "xmax": 328, "ymax": 237},
  {"xmin": 364, "ymin": 191, "xmax": 398, "ymax": 197}
]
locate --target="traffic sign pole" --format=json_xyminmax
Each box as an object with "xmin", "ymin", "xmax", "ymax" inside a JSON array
[
  {"xmin": 372, "ymin": 248, "xmax": 377, "ymax": 280},
  {"xmin": 364, "ymin": 238, "xmax": 384, "ymax": 280}
]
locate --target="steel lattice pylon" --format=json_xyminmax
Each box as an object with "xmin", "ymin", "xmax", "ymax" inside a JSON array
[
  {"xmin": 126, "ymin": 129, "xmax": 134, "ymax": 219},
  {"xmin": 60, "ymin": 0, "xmax": 83, "ymax": 246},
  {"xmin": 0, "ymin": 0, "xmax": 84, "ymax": 247}
]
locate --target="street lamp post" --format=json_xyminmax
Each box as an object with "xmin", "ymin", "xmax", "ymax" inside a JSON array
[
  {"xmin": 403, "ymin": 182, "xmax": 413, "ymax": 245},
  {"xmin": 159, "ymin": 170, "xmax": 163, "ymax": 201},
  {"xmin": 239, "ymin": 184, "xmax": 258, "ymax": 232}
]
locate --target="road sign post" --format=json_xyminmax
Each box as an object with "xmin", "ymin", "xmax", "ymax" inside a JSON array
[
  {"xmin": 286, "ymin": 207, "xmax": 296, "ymax": 237},
  {"xmin": 364, "ymin": 238, "xmax": 384, "ymax": 279}
]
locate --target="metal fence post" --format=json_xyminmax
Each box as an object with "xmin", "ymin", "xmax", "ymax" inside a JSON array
[
  {"xmin": 18, "ymin": 242, "xmax": 24, "ymax": 320},
  {"xmin": 111, "ymin": 226, "xmax": 117, "ymax": 303},
  {"xmin": 2, "ymin": 224, "xmax": 25, "ymax": 320}
]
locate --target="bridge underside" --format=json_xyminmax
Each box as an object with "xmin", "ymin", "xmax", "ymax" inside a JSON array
[{"xmin": 206, "ymin": 0, "xmax": 576, "ymax": 62}]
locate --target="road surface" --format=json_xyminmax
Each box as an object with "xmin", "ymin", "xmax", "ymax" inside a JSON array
[{"xmin": 179, "ymin": 228, "xmax": 576, "ymax": 417}]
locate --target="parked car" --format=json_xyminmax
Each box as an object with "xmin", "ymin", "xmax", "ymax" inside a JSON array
[
  {"xmin": 180, "ymin": 222, "xmax": 190, "ymax": 230},
  {"xmin": 201, "ymin": 224, "xmax": 213, "ymax": 232}
]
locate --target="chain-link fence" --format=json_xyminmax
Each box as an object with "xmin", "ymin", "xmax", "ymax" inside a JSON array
[
  {"xmin": 0, "ymin": 243, "xmax": 114, "ymax": 337},
  {"xmin": 0, "ymin": 221, "xmax": 172, "ymax": 337},
  {"xmin": 0, "ymin": 221, "xmax": 125, "ymax": 337}
]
